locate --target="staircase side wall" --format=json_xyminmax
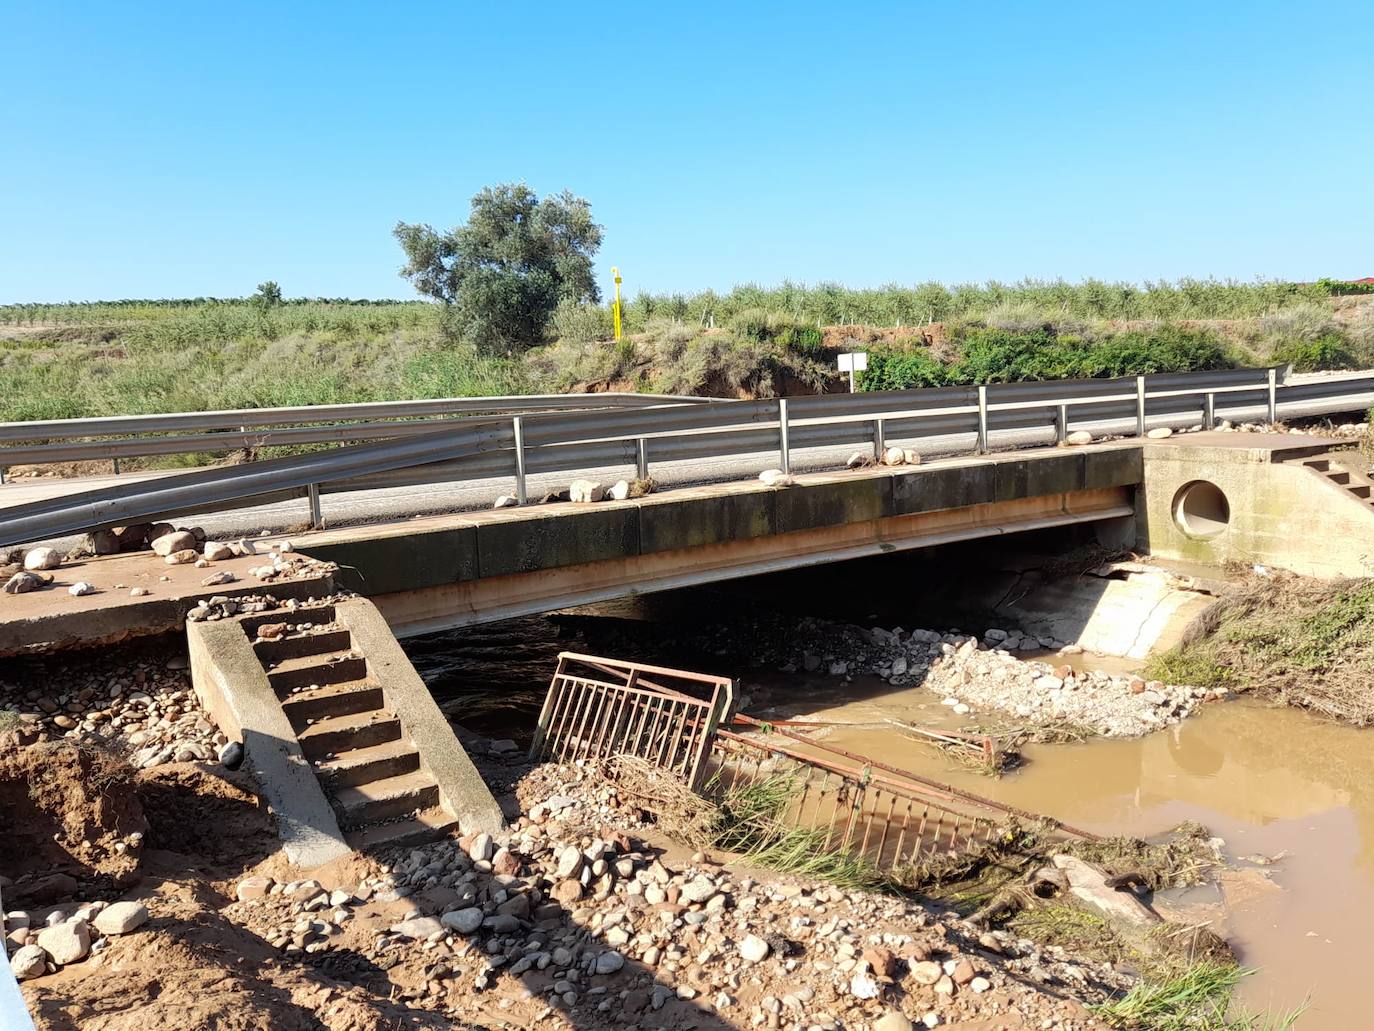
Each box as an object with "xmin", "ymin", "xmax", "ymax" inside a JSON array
[
  {"xmin": 187, "ymin": 619, "xmax": 351, "ymax": 867},
  {"xmin": 334, "ymin": 598, "xmax": 506, "ymax": 836}
]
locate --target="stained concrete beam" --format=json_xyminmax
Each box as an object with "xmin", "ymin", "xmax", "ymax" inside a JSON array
[
  {"xmin": 637, "ymin": 482, "xmax": 777, "ymax": 554},
  {"xmin": 891, "ymin": 461, "xmax": 996, "ymax": 514},
  {"xmin": 772, "ymin": 473, "xmax": 893, "ymax": 534},
  {"xmin": 310, "ymin": 522, "xmax": 479, "ymax": 595},
  {"xmin": 476, "ymin": 503, "xmax": 641, "ymax": 578}
]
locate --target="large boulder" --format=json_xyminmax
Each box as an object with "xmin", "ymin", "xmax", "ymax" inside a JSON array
[
  {"xmin": 151, "ymin": 530, "xmax": 197, "ymax": 557},
  {"xmin": 23, "ymin": 547, "xmax": 61, "ymax": 571},
  {"xmin": 36, "ymin": 920, "xmax": 90, "ymax": 965}
]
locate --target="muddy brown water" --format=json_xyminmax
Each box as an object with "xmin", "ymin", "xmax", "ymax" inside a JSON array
[
  {"xmin": 744, "ymin": 675, "xmax": 1370, "ymax": 1028},
  {"xmin": 405, "ymin": 582, "xmax": 1367, "ymax": 1027}
]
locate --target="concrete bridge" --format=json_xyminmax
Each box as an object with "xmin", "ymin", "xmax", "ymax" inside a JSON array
[
  {"xmin": 6, "ymin": 429, "xmax": 1370, "ymax": 656},
  {"xmin": 5, "ymin": 426, "xmax": 1372, "ymax": 866}
]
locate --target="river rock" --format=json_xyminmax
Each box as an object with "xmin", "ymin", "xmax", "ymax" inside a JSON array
[
  {"xmin": 201, "ymin": 571, "xmax": 235, "ymax": 586},
  {"xmin": 569, "ymin": 480, "xmax": 605, "ymax": 503},
  {"xmin": 594, "ymin": 951, "xmax": 625, "ymax": 975},
  {"xmin": 1065, "ymin": 431, "xmax": 1094, "ymax": 446},
  {"xmin": 37, "ymin": 920, "xmax": 90, "ymax": 965},
  {"xmin": 219, "ymin": 741, "xmax": 244, "ymax": 769},
  {"xmin": 237, "ymin": 876, "xmax": 274, "ymax": 901},
  {"xmin": 441, "ymin": 907, "xmax": 484, "ymax": 934},
  {"xmin": 93, "ymin": 901, "xmax": 149, "ymax": 936},
  {"xmin": 68, "ymin": 581, "xmax": 96, "ymax": 597},
  {"xmin": 466, "ymin": 833, "xmax": 494, "ymax": 863},
  {"xmin": 390, "ymin": 917, "xmax": 443, "ymax": 940},
  {"xmin": 10, "ymin": 944, "xmax": 47, "ymax": 980},
  {"xmin": 23, "ymin": 547, "xmax": 61, "ymax": 571},
  {"xmin": 875, "ymin": 1012, "xmax": 915, "ymax": 1031},
  {"xmin": 608, "ymin": 479, "xmax": 631, "ymax": 501},
  {"xmin": 152, "ymin": 530, "xmax": 197, "ymax": 556},
  {"xmin": 164, "ymin": 549, "xmax": 198, "ymax": 565},
  {"xmin": 759, "ymin": 469, "xmax": 796, "ymax": 487},
  {"xmin": 203, "ymin": 541, "xmax": 234, "ymax": 561},
  {"xmin": 493, "ymin": 495, "xmax": 518, "ymax": 508},
  {"xmin": 883, "ymin": 446, "xmax": 906, "ymax": 466},
  {"xmin": 738, "ymin": 934, "xmax": 770, "ymax": 962},
  {"xmin": 1146, "ymin": 426, "xmax": 1174, "ymax": 439},
  {"xmin": 4, "ymin": 571, "xmax": 50, "ymax": 594}
]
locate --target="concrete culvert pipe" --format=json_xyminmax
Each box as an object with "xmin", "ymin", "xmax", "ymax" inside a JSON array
[{"xmin": 1172, "ymin": 480, "xmax": 1231, "ymax": 539}]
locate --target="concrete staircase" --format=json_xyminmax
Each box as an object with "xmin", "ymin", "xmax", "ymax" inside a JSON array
[
  {"xmin": 1294, "ymin": 455, "xmax": 1374, "ymax": 511},
  {"xmin": 241, "ymin": 606, "xmax": 460, "ymax": 850},
  {"xmin": 188, "ymin": 597, "xmax": 503, "ymax": 866}
]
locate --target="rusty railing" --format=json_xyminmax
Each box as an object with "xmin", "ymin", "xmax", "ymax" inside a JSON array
[
  {"xmin": 709, "ymin": 722, "xmax": 1097, "ymax": 875},
  {"xmin": 530, "ymin": 652, "xmax": 735, "ymax": 789}
]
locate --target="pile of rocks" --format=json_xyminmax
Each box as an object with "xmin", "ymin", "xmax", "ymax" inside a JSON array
[
  {"xmin": 924, "ymin": 634, "xmax": 1208, "ymax": 737},
  {"xmin": 0, "ymin": 648, "xmax": 227, "ymax": 768},
  {"xmin": 5, "ymin": 897, "xmax": 149, "ymax": 980},
  {"xmin": 223, "ymin": 766, "xmax": 1128, "ymax": 1029}
]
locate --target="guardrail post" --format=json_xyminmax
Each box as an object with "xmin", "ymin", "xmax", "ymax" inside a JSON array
[
  {"xmin": 1136, "ymin": 376, "xmax": 1147, "ymax": 437},
  {"xmin": 112, "ymin": 458, "xmax": 121, "ymax": 476},
  {"xmin": 512, "ymin": 416, "xmax": 528, "ymax": 505},
  {"xmin": 871, "ymin": 418, "xmax": 886, "ymax": 460},
  {"xmin": 1203, "ymin": 392, "xmax": 1216, "ymax": 431},
  {"xmin": 976, "ymin": 385, "xmax": 989, "ymax": 454},
  {"xmin": 635, "ymin": 437, "xmax": 649, "ymax": 481},
  {"xmin": 778, "ymin": 399, "xmax": 791, "ymax": 473},
  {"xmin": 307, "ymin": 483, "xmax": 322, "ymax": 527},
  {"xmin": 1055, "ymin": 404, "xmax": 1069, "ymax": 445},
  {"xmin": 0, "ymin": 467, "xmax": 6, "ymax": 485},
  {"xmin": 1267, "ymin": 367, "xmax": 1278, "ymax": 425}
]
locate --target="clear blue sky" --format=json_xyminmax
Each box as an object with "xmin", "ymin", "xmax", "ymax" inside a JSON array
[{"xmin": 3, "ymin": 1, "xmax": 1370, "ymax": 303}]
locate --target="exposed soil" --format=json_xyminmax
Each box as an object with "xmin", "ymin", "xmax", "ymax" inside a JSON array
[{"xmin": 0, "ymin": 738, "xmax": 145, "ymax": 901}]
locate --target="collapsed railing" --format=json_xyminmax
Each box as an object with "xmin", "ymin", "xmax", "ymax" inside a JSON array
[{"xmin": 531, "ymin": 652, "xmax": 1096, "ymax": 877}]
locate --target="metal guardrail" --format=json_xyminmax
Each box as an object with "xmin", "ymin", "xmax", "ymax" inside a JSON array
[
  {"xmin": 3, "ymin": 366, "xmax": 1374, "ymax": 548},
  {"xmin": 0, "ymin": 392, "xmax": 713, "ymax": 470}
]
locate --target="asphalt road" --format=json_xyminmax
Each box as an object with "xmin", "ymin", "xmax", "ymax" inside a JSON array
[{"xmin": 4, "ymin": 373, "xmax": 1372, "ymax": 554}]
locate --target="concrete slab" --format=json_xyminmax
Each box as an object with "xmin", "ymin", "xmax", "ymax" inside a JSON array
[
  {"xmin": 0, "ymin": 548, "xmax": 333, "ymax": 657},
  {"xmin": 1143, "ymin": 431, "xmax": 1354, "ymax": 463}
]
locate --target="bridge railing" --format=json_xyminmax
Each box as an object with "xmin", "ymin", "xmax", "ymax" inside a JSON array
[
  {"xmin": 4, "ymin": 365, "xmax": 1372, "ymax": 549},
  {"xmin": 0, "ymin": 392, "xmax": 716, "ymax": 471}
]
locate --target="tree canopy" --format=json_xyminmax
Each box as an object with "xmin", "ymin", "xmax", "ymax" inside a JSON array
[{"xmin": 394, "ymin": 183, "xmax": 602, "ymax": 351}]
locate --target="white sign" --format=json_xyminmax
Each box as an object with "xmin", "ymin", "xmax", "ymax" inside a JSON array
[{"xmin": 838, "ymin": 351, "xmax": 868, "ymax": 392}]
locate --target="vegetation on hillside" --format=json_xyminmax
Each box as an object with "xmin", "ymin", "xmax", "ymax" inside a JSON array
[
  {"xmin": 1145, "ymin": 574, "xmax": 1374, "ymax": 725},
  {"xmin": 2, "ymin": 273, "xmax": 1371, "ymax": 425}
]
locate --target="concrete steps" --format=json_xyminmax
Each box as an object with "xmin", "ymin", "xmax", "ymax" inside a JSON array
[
  {"xmin": 1297, "ymin": 456, "xmax": 1374, "ymax": 512},
  {"xmin": 344, "ymin": 807, "xmax": 461, "ymax": 851},
  {"xmin": 244, "ymin": 611, "xmax": 462, "ymax": 849},
  {"xmin": 188, "ymin": 596, "xmax": 503, "ymax": 865}
]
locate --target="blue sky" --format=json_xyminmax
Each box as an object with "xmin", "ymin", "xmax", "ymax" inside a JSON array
[{"xmin": 2, "ymin": 1, "xmax": 1370, "ymax": 303}]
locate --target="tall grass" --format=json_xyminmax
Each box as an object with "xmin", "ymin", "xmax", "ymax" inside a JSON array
[
  {"xmin": 1095, "ymin": 962, "xmax": 1305, "ymax": 1031},
  {"xmin": 617, "ymin": 278, "xmax": 1329, "ymax": 332}
]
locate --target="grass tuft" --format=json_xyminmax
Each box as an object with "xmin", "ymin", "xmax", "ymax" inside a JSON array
[{"xmin": 1095, "ymin": 962, "xmax": 1305, "ymax": 1030}]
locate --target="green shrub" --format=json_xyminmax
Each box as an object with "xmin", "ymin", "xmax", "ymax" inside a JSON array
[
  {"xmin": 728, "ymin": 309, "xmax": 824, "ymax": 353},
  {"xmin": 551, "ymin": 299, "xmax": 614, "ymax": 344},
  {"xmin": 1270, "ymin": 334, "xmax": 1354, "ymax": 372},
  {"xmin": 860, "ymin": 349, "xmax": 949, "ymax": 390},
  {"xmin": 858, "ymin": 326, "xmax": 1232, "ymax": 391}
]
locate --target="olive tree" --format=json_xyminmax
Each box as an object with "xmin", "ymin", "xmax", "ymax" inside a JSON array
[{"xmin": 394, "ymin": 183, "xmax": 602, "ymax": 352}]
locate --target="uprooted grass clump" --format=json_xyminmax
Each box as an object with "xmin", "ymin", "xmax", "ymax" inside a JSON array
[
  {"xmin": 1094, "ymin": 961, "xmax": 1305, "ymax": 1031},
  {"xmin": 1145, "ymin": 573, "xmax": 1374, "ymax": 724}
]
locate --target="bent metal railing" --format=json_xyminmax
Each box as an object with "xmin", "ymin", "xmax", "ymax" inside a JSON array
[
  {"xmin": 529, "ymin": 653, "xmax": 734, "ymax": 790},
  {"xmin": 710, "ymin": 723, "xmax": 1098, "ymax": 875},
  {"xmin": 5, "ymin": 366, "xmax": 1374, "ymax": 548}
]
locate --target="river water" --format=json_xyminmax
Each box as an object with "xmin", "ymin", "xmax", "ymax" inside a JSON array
[{"xmin": 405, "ymin": 583, "xmax": 1370, "ymax": 1027}]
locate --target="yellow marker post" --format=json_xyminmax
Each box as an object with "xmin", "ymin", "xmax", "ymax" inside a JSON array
[{"xmin": 612, "ymin": 266, "xmax": 623, "ymax": 341}]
